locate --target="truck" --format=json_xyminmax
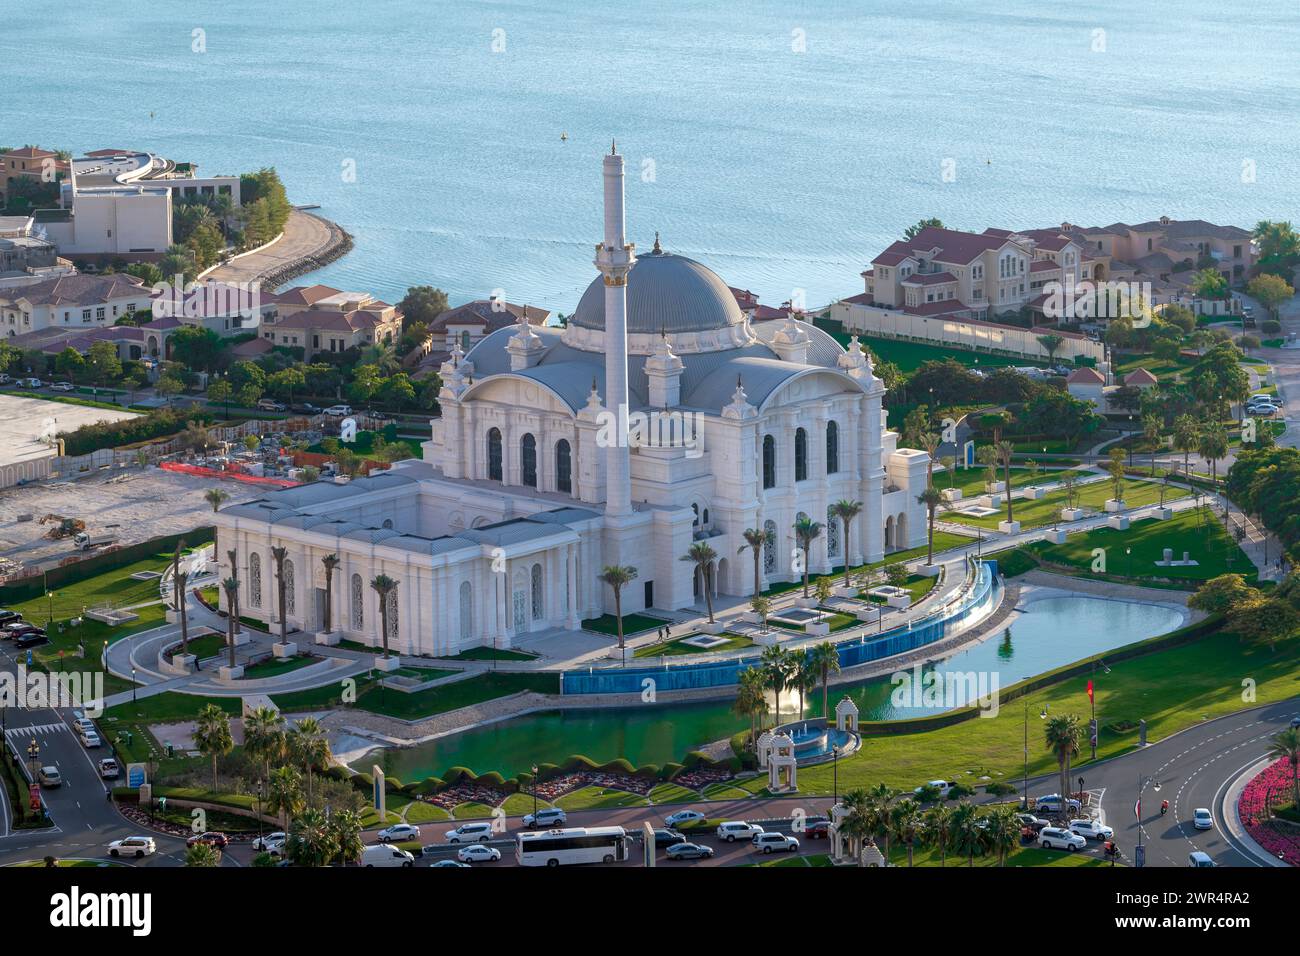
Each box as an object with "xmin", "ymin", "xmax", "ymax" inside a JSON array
[{"xmin": 72, "ymin": 532, "xmax": 117, "ymax": 552}]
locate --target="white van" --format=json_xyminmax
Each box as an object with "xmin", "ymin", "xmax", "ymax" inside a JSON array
[{"xmin": 361, "ymin": 844, "xmax": 414, "ymax": 868}]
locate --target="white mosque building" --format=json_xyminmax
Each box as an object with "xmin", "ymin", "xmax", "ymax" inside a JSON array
[{"xmin": 214, "ymin": 147, "xmax": 928, "ymax": 657}]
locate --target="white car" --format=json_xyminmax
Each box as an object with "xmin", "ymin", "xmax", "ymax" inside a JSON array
[
  {"xmin": 1247, "ymin": 403, "xmax": 1279, "ymax": 417},
  {"xmin": 376, "ymin": 823, "xmax": 420, "ymax": 843},
  {"xmin": 664, "ymin": 809, "xmax": 705, "ymax": 828},
  {"xmin": 1034, "ymin": 793, "xmax": 1083, "ymax": 814},
  {"xmin": 445, "ymin": 822, "xmax": 494, "ymax": 844},
  {"xmin": 38, "ymin": 766, "xmax": 61, "ymax": 787},
  {"xmin": 716, "ymin": 821, "xmax": 764, "ymax": 842},
  {"xmin": 752, "ymin": 832, "xmax": 800, "ymax": 854},
  {"xmin": 914, "ymin": 779, "xmax": 957, "ymax": 799},
  {"xmin": 1192, "ymin": 808, "xmax": 1214, "ymax": 831},
  {"xmin": 108, "ymin": 836, "xmax": 156, "ymax": 858},
  {"xmin": 253, "ymin": 831, "xmax": 288, "ymax": 854},
  {"xmin": 323, "ymin": 404, "xmax": 353, "ymax": 417},
  {"xmin": 98, "ymin": 758, "xmax": 119, "ymax": 779},
  {"xmin": 1068, "ymin": 818, "xmax": 1113, "ymax": 841},
  {"xmin": 72, "ymin": 717, "xmax": 96, "ymax": 735},
  {"xmin": 49, "ymin": 382, "xmax": 75, "ymax": 392},
  {"xmin": 1039, "ymin": 827, "xmax": 1087, "ymax": 851},
  {"xmin": 522, "ymin": 807, "xmax": 567, "ymax": 829},
  {"xmin": 456, "ymin": 844, "xmax": 501, "ymax": 863},
  {"xmin": 79, "ymin": 729, "xmax": 102, "ymax": 749},
  {"xmin": 361, "ymin": 844, "xmax": 414, "ymax": 867}
]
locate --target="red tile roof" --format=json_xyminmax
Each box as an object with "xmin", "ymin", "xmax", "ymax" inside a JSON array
[
  {"xmin": 901, "ymin": 271, "xmax": 957, "ymax": 286},
  {"xmin": 1066, "ymin": 367, "xmax": 1105, "ymax": 384}
]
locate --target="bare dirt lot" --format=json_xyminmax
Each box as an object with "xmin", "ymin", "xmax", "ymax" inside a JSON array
[
  {"xmin": 0, "ymin": 394, "xmax": 138, "ymax": 468},
  {"xmin": 0, "ymin": 466, "xmax": 240, "ymax": 574}
]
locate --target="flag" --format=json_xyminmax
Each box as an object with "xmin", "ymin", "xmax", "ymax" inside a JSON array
[
  {"xmin": 1086, "ymin": 679, "xmax": 1094, "ymax": 703},
  {"xmin": 1134, "ymin": 797, "xmax": 1141, "ymax": 820}
]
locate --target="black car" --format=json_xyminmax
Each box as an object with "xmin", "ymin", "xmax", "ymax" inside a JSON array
[
  {"xmin": 0, "ymin": 609, "xmax": 22, "ymax": 627},
  {"xmin": 290, "ymin": 402, "xmax": 321, "ymax": 415},
  {"xmin": 651, "ymin": 828, "xmax": 687, "ymax": 848},
  {"xmin": 13, "ymin": 631, "xmax": 49, "ymax": 649}
]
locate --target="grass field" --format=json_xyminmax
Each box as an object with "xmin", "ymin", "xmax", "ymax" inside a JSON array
[
  {"xmin": 582, "ymin": 613, "xmax": 667, "ymax": 636},
  {"xmin": 762, "ymin": 530, "xmax": 974, "ymax": 598},
  {"xmin": 813, "ymin": 321, "xmax": 1046, "ymax": 374},
  {"xmin": 240, "ymin": 654, "xmax": 317, "ymax": 679},
  {"xmin": 436, "ymin": 646, "xmax": 538, "ymax": 662},
  {"xmin": 944, "ymin": 476, "xmax": 1188, "ymax": 531},
  {"xmin": 633, "ymin": 633, "xmax": 755, "ymax": 658},
  {"xmin": 555, "ymin": 786, "xmax": 650, "ymax": 811}
]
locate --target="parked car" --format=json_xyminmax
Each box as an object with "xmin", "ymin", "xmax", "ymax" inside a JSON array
[
  {"xmin": 0, "ymin": 373, "xmax": 9, "ymax": 384},
  {"xmin": 72, "ymin": 717, "xmax": 95, "ymax": 735},
  {"xmin": 1188, "ymin": 851, "xmax": 1216, "ymax": 867},
  {"xmin": 1247, "ymin": 402, "xmax": 1279, "ymax": 417},
  {"xmin": 1039, "ymin": 827, "xmax": 1087, "ymax": 851},
  {"xmin": 716, "ymin": 821, "xmax": 764, "ymax": 842},
  {"xmin": 19, "ymin": 378, "xmax": 43, "ymax": 388},
  {"xmin": 522, "ymin": 807, "xmax": 567, "ymax": 829},
  {"xmin": 256, "ymin": 398, "xmax": 287, "ymax": 412},
  {"xmin": 804, "ymin": 819, "xmax": 831, "ymax": 839},
  {"xmin": 361, "ymin": 844, "xmax": 413, "ymax": 867},
  {"xmin": 3, "ymin": 622, "xmax": 44, "ymax": 640},
  {"xmin": 49, "ymin": 382, "xmax": 75, "ymax": 392},
  {"xmin": 1192, "ymin": 808, "xmax": 1214, "ymax": 831},
  {"xmin": 108, "ymin": 836, "xmax": 156, "ymax": 859},
  {"xmin": 323, "ymin": 404, "xmax": 353, "ymax": 417},
  {"xmin": 376, "ymin": 823, "xmax": 420, "ymax": 844},
  {"xmin": 0, "ymin": 609, "xmax": 21, "ymax": 626},
  {"xmin": 752, "ymin": 832, "xmax": 800, "ymax": 854},
  {"xmin": 290, "ymin": 402, "xmax": 321, "ymax": 415},
  {"xmin": 1016, "ymin": 813, "xmax": 1050, "ymax": 833},
  {"xmin": 1034, "ymin": 794, "xmax": 1082, "ymax": 815},
  {"xmin": 37, "ymin": 766, "xmax": 61, "ymax": 788},
  {"xmin": 14, "ymin": 631, "xmax": 50, "ymax": 650},
  {"xmin": 1068, "ymin": 818, "xmax": 1114, "ymax": 841},
  {"xmin": 456, "ymin": 844, "xmax": 501, "ymax": 864},
  {"xmin": 252, "ymin": 832, "xmax": 287, "ymax": 852},
  {"xmin": 98, "ymin": 758, "xmax": 119, "ymax": 780},
  {"xmin": 649, "ymin": 828, "xmax": 687, "ymax": 848},
  {"xmin": 187, "ymin": 832, "xmax": 229, "ymax": 850},
  {"xmin": 664, "ymin": 842, "xmax": 714, "ymax": 861},
  {"xmin": 664, "ymin": 809, "xmax": 705, "ymax": 828},
  {"xmin": 914, "ymin": 779, "xmax": 958, "ymax": 799},
  {"xmin": 444, "ymin": 822, "xmax": 493, "ymax": 844}
]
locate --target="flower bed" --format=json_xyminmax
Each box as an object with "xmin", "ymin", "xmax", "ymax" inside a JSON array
[
  {"xmin": 673, "ymin": 766, "xmax": 734, "ymax": 791},
  {"xmin": 1237, "ymin": 757, "xmax": 1300, "ymax": 865},
  {"xmin": 421, "ymin": 782, "xmax": 507, "ymax": 812}
]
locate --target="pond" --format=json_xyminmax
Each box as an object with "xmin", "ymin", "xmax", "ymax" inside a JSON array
[{"xmin": 355, "ymin": 593, "xmax": 1185, "ymax": 783}]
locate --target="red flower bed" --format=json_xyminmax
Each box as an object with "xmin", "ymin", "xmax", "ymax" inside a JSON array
[{"xmin": 1237, "ymin": 757, "xmax": 1300, "ymax": 865}]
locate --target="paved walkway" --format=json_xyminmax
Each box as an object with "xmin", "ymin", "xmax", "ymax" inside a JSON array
[{"xmin": 204, "ymin": 208, "xmax": 349, "ymax": 289}]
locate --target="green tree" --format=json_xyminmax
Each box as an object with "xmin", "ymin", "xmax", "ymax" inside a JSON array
[
  {"xmin": 1173, "ymin": 414, "xmax": 1199, "ymax": 476},
  {"xmin": 185, "ymin": 842, "xmax": 222, "ymax": 867},
  {"xmin": 950, "ymin": 800, "xmax": 987, "ymax": 867},
  {"xmin": 985, "ymin": 804, "xmax": 1022, "ymax": 866},
  {"xmin": 244, "ymin": 706, "xmax": 286, "ymax": 784},
  {"xmin": 828, "ymin": 499, "xmax": 863, "ymax": 585},
  {"xmin": 268, "ymin": 366, "xmax": 305, "ymax": 403},
  {"xmin": 156, "ymin": 373, "xmax": 184, "ymax": 406},
  {"xmin": 734, "ymin": 667, "xmax": 768, "ymax": 747},
  {"xmin": 85, "ymin": 340, "xmax": 122, "ymax": 385},
  {"xmin": 1190, "ymin": 267, "xmax": 1229, "ymax": 300},
  {"xmin": 918, "ymin": 485, "xmax": 944, "ymax": 565},
  {"xmin": 680, "ymin": 541, "xmax": 719, "ymax": 624},
  {"xmin": 809, "ymin": 641, "xmax": 840, "ymax": 718},
  {"xmin": 207, "ymin": 379, "xmax": 232, "ymax": 419},
  {"xmin": 267, "ymin": 765, "xmax": 305, "ymax": 832},
  {"xmin": 331, "ymin": 808, "xmax": 365, "ymax": 866},
  {"xmin": 903, "ymin": 218, "xmax": 944, "ymax": 240},
  {"xmin": 287, "ymin": 807, "xmax": 339, "ymax": 867},
  {"xmin": 738, "ymin": 526, "xmax": 772, "ymax": 596},
  {"xmin": 1197, "ymin": 424, "xmax": 1229, "ymax": 487},
  {"xmin": 397, "ymin": 286, "xmax": 450, "ymax": 334},
  {"xmin": 1189, "ymin": 574, "xmax": 1252, "ymax": 616},
  {"xmin": 1106, "ymin": 446, "xmax": 1126, "ymax": 504},
  {"xmin": 921, "ymin": 803, "xmax": 953, "ymax": 867},
  {"xmin": 1266, "ymin": 728, "xmax": 1300, "ymax": 813},
  {"xmin": 369, "ymin": 573, "xmax": 398, "ymax": 659},
  {"xmin": 889, "ymin": 797, "xmax": 923, "ymax": 867},
  {"xmin": 792, "ymin": 514, "xmax": 823, "ymax": 598},
  {"xmin": 288, "ymin": 716, "xmax": 331, "ymax": 800},
  {"xmin": 380, "ymin": 372, "xmax": 415, "ymax": 411},
  {"xmin": 1044, "ymin": 713, "xmax": 1083, "ymax": 807},
  {"xmin": 1248, "ymin": 272, "xmax": 1294, "ymax": 320},
  {"xmin": 598, "ymin": 566, "xmax": 638, "ymax": 658},
  {"xmin": 192, "ymin": 703, "xmax": 234, "ymax": 791}
]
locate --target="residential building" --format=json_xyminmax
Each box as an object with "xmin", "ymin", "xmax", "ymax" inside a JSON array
[
  {"xmin": 0, "ymin": 273, "xmax": 149, "ymax": 337},
  {"xmin": 259, "ymin": 285, "xmax": 402, "ymax": 357},
  {"xmin": 0, "ymin": 146, "xmax": 68, "ymax": 192},
  {"xmin": 414, "ymin": 297, "xmax": 549, "ymax": 374}
]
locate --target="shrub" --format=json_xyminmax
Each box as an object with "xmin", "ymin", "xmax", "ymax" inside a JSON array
[{"xmin": 985, "ymin": 781, "xmax": 1017, "ymax": 797}]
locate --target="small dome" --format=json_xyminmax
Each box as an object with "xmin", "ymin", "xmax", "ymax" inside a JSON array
[{"xmin": 570, "ymin": 247, "xmax": 745, "ymax": 335}]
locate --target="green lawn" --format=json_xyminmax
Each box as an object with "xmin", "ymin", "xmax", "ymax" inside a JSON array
[
  {"xmin": 272, "ymin": 677, "xmax": 378, "ymax": 712},
  {"xmin": 404, "ymin": 800, "xmax": 452, "ymax": 823},
  {"xmin": 937, "ymin": 465, "xmax": 1064, "ymax": 499},
  {"xmin": 762, "ymin": 530, "xmax": 974, "ymax": 598},
  {"xmin": 647, "ymin": 783, "xmax": 696, "ymax": 804},
  {"xmin": 730, "ymin": 626, "xmax": 1300, "ymax": 797},
  {"xmin": 353, "ymin": 672, "xmax": 560, "ymax": 721},
  {"xmin": 945, "ymin": 476, "xmax": 1189, "ymax": 531},
  {"xmin": 436, "ymin": 646, "xmax": 538, "ymax": 662},
  {"xmin": 500, "ymin": 792, "xmax": 553, "ymax": 815},
  {"xmin": 814, "ymin": 321, "xmax": 1046, "ymax": 374},
  {"xmin": 1032, "ymin": 508, "xmax": 1257, "ymax": 584},
  {"xmin": 105, "ymin": 692, "xmax": 239, "ymax": 723},
  {"xmin": 582, "ymin": 613, "xmax": 667, "ymax": 636},
  {"xmin": 633, "ymin": 633, "xmax": 755, "ymax": 658},
  {"xmin": 180, "ymin": 632, "xmax": 228, "ymax": 661},
  {"xmin": 865, "ymin": 573, "xmax": 937, "ymax": 605},
  {"xmin": 240, "ymin": 655, "xmax": 317, "ymax": 679},
  {"xmin": 555, "ymin": 786, "xmax": 650, "ymax": 811}
]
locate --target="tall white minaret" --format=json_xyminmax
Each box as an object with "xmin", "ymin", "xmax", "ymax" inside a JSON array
[{"xmin": 595, "ymin": 141, "xmax": 635, "ymax": 517}]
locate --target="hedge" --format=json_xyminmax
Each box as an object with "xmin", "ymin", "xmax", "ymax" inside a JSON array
[{"xmin": 58, "ymin": 406, "xmax": 215, "ymax": 457}]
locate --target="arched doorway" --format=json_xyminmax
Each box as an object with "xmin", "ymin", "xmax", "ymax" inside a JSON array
[{"xmin": 884, "ymin": 515, "xmax": 895, "ymax": 551}]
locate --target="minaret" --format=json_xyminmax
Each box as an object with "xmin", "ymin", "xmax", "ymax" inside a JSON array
[{"xmin": 595, "ymin": 142, "xmax": 635, "ymax": 517}]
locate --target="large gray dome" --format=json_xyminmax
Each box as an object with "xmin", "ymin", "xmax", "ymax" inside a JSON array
[{"xmin": 570, "ymin": 248, "xmax": 745, "ymax": 335}]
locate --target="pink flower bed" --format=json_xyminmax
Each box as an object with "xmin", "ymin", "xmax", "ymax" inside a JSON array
[{"xmin": 1237, "ymin": 757, "xmax": 1300, "ymax": 866}]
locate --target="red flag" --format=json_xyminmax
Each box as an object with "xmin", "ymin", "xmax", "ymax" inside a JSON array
[{"xmin": 1086, "ymin": 679, "xmax": 1094, "ymax": 703}]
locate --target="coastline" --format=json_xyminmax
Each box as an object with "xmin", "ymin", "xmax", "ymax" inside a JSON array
[{"xmin": 205, "ymin": 207, "xmax": 353, "ymax": 292}]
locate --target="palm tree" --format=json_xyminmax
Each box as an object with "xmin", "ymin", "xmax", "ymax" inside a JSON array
[
  {"xmin": 289, "ymin": 716, "xmax": 331, "ymax": 801},
  {"xmin": 204, "ymin": 488, "xmax": 229, "ymax": 549},
  {"xmin": 918, "ymin": 485, "xmax": 944, "ymax": 565},
  {"xmin": 760, "ymin": 645, "xmax": 793, "ymax": 728},
  {"xmin": 792, "ymin": 515, "xmax": 823, "ymax": 598},
  {"xmin": 225, "ymin": 548, "xmax": 241, "ymax": 624},
  {"xmin": 749, "ymin": 594, "xmax": 772, "ymax": 631},
  {"xmin": 287, "ymin": 807, "xmax": 339, "ymax": 867},
  {"xmin": 320, "ymin": 553, "xmax": 340, "ymax": 633},
  {"xmin": 839, "ymin": 788, "xmax": 875, "ymax": 866},
  {"xmin": 866, "ymin": 783, "xmax": 897, "ymax": 859},
  {"xmin": 890, "ymin": 797, "xmax": 923, "ymax": 867},
  {"xmin": 243, "ymin": 706, "xmax": 286, "ymax": 784},
  {"xmin": 1266, "ymin": 727, "xmax": 1300, "ymax": 813},
  {"xmin": 828, "ymin": 500, "xmax": 862, "ymax": 585},
  {"xmin": 598, "ymin": 566, "xmax": 638, "ymax": 659},
  {"xmin": 920, "ymin": 432, "xmax": 941, "ymax": 485},
  {"xmin": 1044, "ymin": 713, "xmax": 1083, "ymax": 805},
  {"xmin": 996, "ymin": 439, "xmax": 1016, "ymax": 524},
  {"xmin": 738, "ymin": 527, "xmax": 772, "ymax": 596},
  {"xmin": 1197, "ymin": 424, "xmax": 1229, "ymax": 487},
  {"xmin": 267, "ymin": 765, "xmax": 305, "ymax": 833},
  {"xmin": 807, "ymin": 641, "xmax": 840, "ymax": 718},
  {"xmin": 193, "ymin": 703, "xmax": 233, "ymax": 792},
  {"xmin": 976, "ymin": 443, "xmax": 999, "ymax": 489},
  {"xmin": 680, "ymin": 542, "xmax": 719, "ymax": 623},
  {"xmin": 940, "ymin": 455, "xmax": 957, "ymax": 490},
  {"xmin": 369, "ymin": 574, "xmax": 398, "ymax": 658},
  {"xmin": 922, "ymin": 803, "xmax": 954, "ymax": 867},
  {"xmin": 950, "ymin": 801, "xmax": 986, "ymax": 867},
  {"xmin": 185, "ymin": 842, "xmax": 222, "ymax": 867},
  {"xmin": 172, "ymin": 539, "xmax": 190, "ymax": 656},
  {"xmin": 986, "ymin": 804, "xmax": 1021, "ymax": 866},
  {"xmin": 734, "ymin": 667, "xmax": 768, "ymax": 748},
  {"xmin": 793, "ymin": 654, "xmax": 817, "ymax": 720},
  {"xmin": 330, "ymin": 808, "xmax": 365, "ymax": 866},
  {"xmin": 270, "ymin": 545, "xmax": 290, "ymax": 646},
  {"xmin": 1173, "ymin": 414, "xmax": 1199, "ymax": 477},
  {"xmin": 1060, "ymin": 469, "xmax": 1080, "ymax": 511},
  {"xmin": 221, "ymin": 575, "xmax": 239, "ymax": 668}
]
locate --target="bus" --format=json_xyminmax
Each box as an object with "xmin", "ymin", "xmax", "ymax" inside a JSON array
[{"xmin": 515, "ymin": 827, "xmax": 630, "ymax": 867}]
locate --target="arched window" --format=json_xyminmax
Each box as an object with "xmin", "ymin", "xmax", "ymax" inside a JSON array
[
  {"xmin": 763, "ymin": 519, "xmax": 777, "ymax": 575},
  {"xmin": 521, "ymin": 433, "xmax": 537, "ymax": 487},
  {"xmin": 487, "ymin": 427, "xmax": 503, "ymax": 482},
  {"xmin": 282, "ymin": 559, "xmax": 295, "ymax": 616},
  {"xmin": 555, "ymin": 439, "xmax": 572, "ymax": 494},
  {"xmin": 762, "ymin": 435, "xmax": 776, "ymax": 489},
  {"xmin": 702, "ymin": 508, "xmax": 709, "ymax": 527},
  {"xmin": 794, "ymin": 427, "xmax": 808, "ymax": 481},
  {"xmin": 249, "ymin": 552, "xmax": 262, "ymax": 608},
  {"xmin": 531, "ymin": 563, "xmax": 544, "ymax": 620},
  {"xmin": 826, "ymin": 421, "xmax": 839, "ymax": 475},
  {"xmin": 381, "ymin": 518, "xmax": 393, "ymax": 530},
  {"xmin": 458, "ymin": 581, "xmax": 473, "ymax": 641},
  {"xmin": 350, "ymin": 573, "xmax": 364, "ymax": 630},
  {"xmin": 827, "ymin": 506, "xmax": 841, "ymax": 558},
  {"xmin": 460, "ymin": 330, "xmax": 471, "ymax": 350}
]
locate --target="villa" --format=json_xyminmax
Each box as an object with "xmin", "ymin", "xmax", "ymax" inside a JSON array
[
  {"xmin": 258, "ymin": 285, "xmax": 403, "ymax": 358},
  {"xmin": 0, "ymin": 273, "xmax": 149, "ymax": 336}
]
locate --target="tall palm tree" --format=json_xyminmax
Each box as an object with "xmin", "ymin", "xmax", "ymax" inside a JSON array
[
  {"xmin": 289, "ymin": 717, "xmax": 331, "ymax": 801},
  {"xmin": 866, "ymin": 783, "xmax": 897, "ymax": 859},
  {"xmin": 287, "ymin": 807, "xmax": 339, "ymax": 867},
  {"xmin": 225, "ymin": 548, "xmax": 241, "ymax": 624},
  {"xmin": 890, "ymin": 797, "xmax": 923, "ymax": 867},
  {"xmin": 1266, "ymin": 727, "xmax": 1300, "ymax": 812},
  {"xmin": 760, "ymin": 645, "xmax": 793, "ymax": 728},
  {"xmin": 828, "ymin": 499, "xmax": 862, "ymax": 585},
  {"xmin": 986, "ymin": 804, "xmax": 1021, "ymax": 866},
  {"xmin": 793, "ymin": 654, "xmax": 817, "ymax": 720},
  {"xmin": 1044, "ymin": 713, "xmax": 1083, "ymax": 805},
  {"xmin": 221, "ymin": 575, "xmax": 239, "ymax": 668},
  {"xmin": 839, "ymin": 788, "xmax": 875, "ymax": 866},
  {"xmin": 738, "ymin": 526, "xmax": 772, "ymax": 596},
  {"xmin": 270, "ymin": 545, "xmax": 290, "ymax": 646},
  {"xmin": 680, "ymin": 542, "xmax": 719, "ymax": 623},
  {"xmin": 192, "ymin": 703, "xmax": 233, "ymax": 792},
  {"xmin": 1197, "ymin": 424, "xmax": 1229, "ymax": 488},
  {"xmin": 172, "ymin": 539, "xmax": 190, "ymax": 656},
  {"xmin": 369, "ymin": 574, "xmax": 398, "ymax": 658},
  {"xmin": 950, "ymin": 801, "xmax": 986, "ymax": 867},
  {"xmin": 598, "ymin": 566, "xmax": 638, "ymax": 658},
  {"xmin": 320, "ymin": 553, "xmax": 340, "ymax": 633},
  {"xmin": 792, "ymin": 515, "xmax": 823, "ymax": 598},
  {"xmin": 922, "ymin": 803, "xmax": 954, "ymax": 867},
  {"xmin": 204, "ymin": 488, "xmax": 229, "ymax": 549},
  {"xmin": 267, "ymin": 765, "xmax": 305, "ymax": 833},
  {"xmin": 243, "ymin": 705, "xmax": 286, "ymax": 784},
  {"xmin": 1173, "ymin": 414, "xmax": 1199, "ymax": 477},
  {"xmin": 996, "ymin": 439, "xmax": 1016, "ymax": 524},
  {"xmin": 733, "ymin": 667, "xmax": 768, "ymax": 748},
  {"xmin": 918, "ymin": 485, "xmax": 944, "ymax": 565},
  {"xmin": 809, "ymin": 641, "xmax": 840, "ymax": 718},
  {"xmin": 920, "ymin": 432, "xmax": 941, "ymax": 485},
  {"xmin": 330, "ymin": 808, "xmax": 365, "ymax": 866}
]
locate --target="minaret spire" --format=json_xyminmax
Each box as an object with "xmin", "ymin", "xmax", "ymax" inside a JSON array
[{"xmin": 595, "ymin": 143, "xmax": 635, "ymax": 517}]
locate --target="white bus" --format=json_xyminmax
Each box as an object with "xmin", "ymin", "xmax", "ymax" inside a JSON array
[{"xmin": 515, "ymin": 826, "xmax": 630, "ymax": 867}]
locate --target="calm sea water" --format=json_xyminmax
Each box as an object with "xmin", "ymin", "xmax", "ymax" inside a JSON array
[{"xmin": 5, "ymin": 2, "xmax": 1298, "ymax": 311}]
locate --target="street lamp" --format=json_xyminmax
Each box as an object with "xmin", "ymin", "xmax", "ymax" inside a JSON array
[
  {"xmin": 1025, "ymin": 702, "xmax": 1048, "ymax": 808},
  {"xmin": 46, "ymin": 590, "xmax": 54, "ymax": 629},
  {"xmin": 1126, "ymin": 547, "xmax": 1132, "ymax": 579},
  {"xmin": 1135, "ymin": 774, "xmax": 1162, "ymax": 867},
  {"xmin": 531, "ymin": 764, "xmax": 539, "ymax": 820},
  {"xmin": 131, "ymin": 667, "xmax": 137, "ymax": 705}
]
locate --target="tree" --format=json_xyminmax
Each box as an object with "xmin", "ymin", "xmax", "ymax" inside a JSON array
[
  {"xmin": 733, "ymin": 667, "xmax": 768, "ymax": 747},
  {"xmin": 271, "ymin": 546, "xmax": 291, "ymax": 647},
  {"xmin": 1191, "ymin": 267, "xmax": 1229, "ymax": 300},
  {"xmin": 204, "ymin": 488, "xmax": 229, "ymax": 549},
  {"xmin": 749, "ymin": 594, "xmax": 772, "ymax": 632},
  {"xmin": 1172, "ymin": 414, "xmax": 1199, "ymax": 476},
  {"xmin": 158, "ymin": 244, "xmax": 198, "ymax": 284},
  {"xmin": 221, "ymin": 575, "xmax": 240, "ymax": 668},
  {"xmin": 287, "ymin": 807, "xmax": 339, "ymax": 867},
  {"xmin": 207, "ymin": 379, "xmax": 233, "ymax": 419},
  {"xmin": 244, "ymin": 706, "xmax": 286, "ymax": 784},
  {"xmin": 1044, "ymin": 713, "xmax": 1083, "ymax": 806},
  {"xmin": 838, "ymin": 789, "xmax": 876, "ymax": 865},
  {"xmin": 267, "ymin": 765, "xmax": 305, "ymax": 832},
  {"xmin": 904, "ymin": 218, "xmax": 944, "ymax": 240},
  {"xmin": 331, "ymin": 808, "xmax": 365, "ymax": 866},
  {"xmin": 598, "ymin": 566, "xmax": 638, "ymax": 659},
  {"xmin": 985, "ymin": 804, "xmax": 1021, "ymax": 866},
  {"xmin": 380, "ymin": 372, "xmax": 416, "ymax": 412},
  {"xmin": 865, "ymin": 783, "xmax": 897, "ymax": 859},
  {"xmin": 1227, "ymin": 595, "xmax": 1298, "ymax": 650},
  {"xmin": 85, "ymin": 340, "xmax": 122, "ymax": 385},
  {"xmin": 996, "ymin": 440, "xmax": 1016, "ymax": 524},
  {"xmin": 921, "ymin": 803, "xmax": 953, "ymax": 867},
  {"xmin": 1060, "ymin": 469, "xmax": 1079, "ymax": 511},
  {"xmin": 185, "ymin": 842, "xmax": 222, "ymax": 867},
  {"xmin": 1189, "ymin": 574, "xmax": 1252, "ymax": 616},
  {"xmin": 156, "ymin": 373, "xmax": 184, "ymax": 406},
  {"xmin": 237, "ymin": 382, "xmax": 263, "ymax": 410},
  {"xmin": 1037, "ymin": 333, "xmax": 1063, "ymax": 362},
  {"xmin": 369, "ymin": 573, "xmax": 398, "ymax": 659},
  {"xmin": 889, "ymin": 797, "xmax": 923, "ymax": 867},
  {"xmin": 829, "ymin": 499, "xmax": 863, "ymax": 585},
  {"xmin": 268, "ymin": 366, "xmax": 305, "ymax": 403},
  {"xmin": 320, "ymin": 553, "xmax": 340, "ymax": 633},
  {"xmin": 171, "ymin": 540, "xmax": 191, "ymax": 656},
  {"xmin": 1197, "ymin": 425, "xmax": 1229, "ymax": 487},
  {"xmin": 193, "ymin": 703, "xmax": 234, "ymax": 791},
  {"xmin": 1247, "ymin": 273, "xmax": 1294, "ymax": 320},
  {"xmin": 54, "ymin": 347, "xmax": 84, "ymax": 383},
  {"xmin": 941, "ymin": 455, "xmax": 957, "ymax": 490},
  {"xmin": 1106, "ymin": 446, "xmax": 1126, "ymax": 504},
  {"xmin": 680, "ymin": 542, "xmax": 718, "ymax": 624},
  {"xmin": 288, "ymin": 716, "xmax": 331, "ymax": 800},
  {"xmin": 918, "ymin": 485, "xmax": 944, "ymax": 565},
  {"xmin": 397, "ymin": 286, "xmax": 450, "ymax": 334},
  {"xmin": 738, "ymin": 526, "xmax": 772, "ymax": 596},
  {"xmin": 760, "ymin": 645, "xmax": 794, "ymax": 729},
  {"xmin": 1254, "ymin": 220, "xmax": 1300, "ymax": 263},
  {"xmin": 792, "ymin": 514, "xmax": 823, "ymax": 598},
  {"xmin": 950, "ymin": 800, "xmax": 987, "ymax": 867},
  {"xmin": 1266, "ymin": 728, "xmax": 1300, "ymax": 813},
  {"xmin": 976, "ymin": 443, "xmax": 999, "ymax": 488},
  {"xmin": 809, "ymin": 641, "xmax": 840, "ymax": 718}
]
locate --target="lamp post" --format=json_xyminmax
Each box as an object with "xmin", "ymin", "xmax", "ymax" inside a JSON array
[
  {"xmin": 531, "ymin": 763, "xmax": 539, "ymax": 821},
  {"xmin": 131, "ymin": 667, "xmax": 137, "ymax": 706},
  {"xmin": 1025, "ymin": 702, "xmax": 1047, "ymax": 809},
  {"xmin": 1126, "ymin": 547, "xmax": 1132, "ymax": 580},
  {"xmin": 46, "ymin": 590, "xmax": 54, "ymax": 629}
]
